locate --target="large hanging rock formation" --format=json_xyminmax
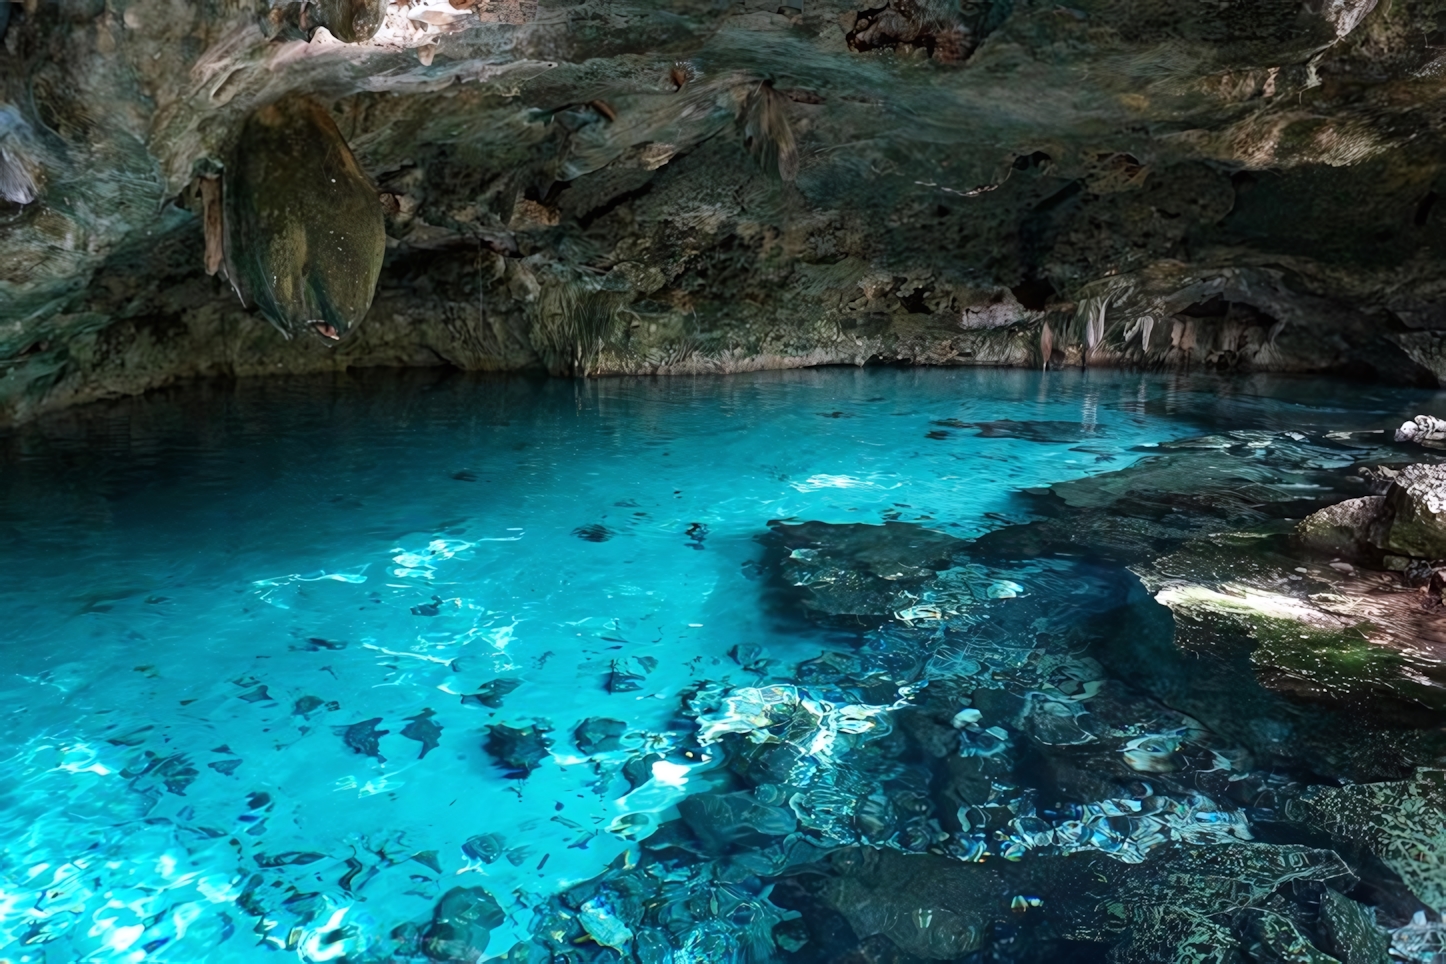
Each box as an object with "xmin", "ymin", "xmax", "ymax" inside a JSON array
[
  {"xmin": 2, "ymin": 0, "xmax": 1446, "ymax": 421},
  {"xmin": 221, "ymin": 94, "xmax": 386, "ymax": 341}
]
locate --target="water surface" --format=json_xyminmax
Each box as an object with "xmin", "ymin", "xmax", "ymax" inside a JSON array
[{"xmin": 0, "ymin": 368, "xmax": 1436, "ymax": 962}]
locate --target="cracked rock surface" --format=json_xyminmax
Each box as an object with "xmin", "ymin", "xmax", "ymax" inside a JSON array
[{"xmin": 5, "ymin": 0, "xmax": 1446, "ymax": 420}]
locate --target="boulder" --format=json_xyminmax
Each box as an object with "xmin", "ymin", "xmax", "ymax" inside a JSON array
[
  {"xmin": 423, "ymin": 886, "xmax": 504, "ymax": 962},
  {"xmin": 1395, "ymin": 415, "xmax": 1446, "ymax": 444},
  {"xmin": 1383, "ymin": 463, "xmax": 1446, "ymax": 559},
  {"xmin": 1296, "ymin": 495, "xmax": 1388, "ymax": 557},
  {"xmin": 1296, "ymin": 464, "xmax": 1446, "ymax": 560}
]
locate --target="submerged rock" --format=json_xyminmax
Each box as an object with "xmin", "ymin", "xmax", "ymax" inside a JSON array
[
  {"xmin": 818, "ymin": 850, "xmax": 1000, "ymax": 958},
  {"xmin": 461, "ymin": 833, "xmax": 506, "ymax": 864},
  {"xmin": 964, "ymin": 419, "xmax": 1108, "ymax": 442},
  {"xmin": 968, "ymin": 431, "xmax": 1446, "ymax": 781},
  {"xmin": 422, "ymin": 886, "xmax": 504, "ymax": 962},
  {"xmin": 483, "ymin": 722, "xmax": 553, "ymax": 777},
  {"xmin": 811, "ymin": 842, "xmax": 1354, "ymax": 961},
  {"xmin": 607, "ymin": 656, "xmax": 655, "ymax": 693},
  {"xmin": 1240, "ymin": 910, "xmax": 1341, "ymax": 964},
  {"xmin": 336, "ymin": 717, "xmax": 388, "ymax": 761},
  {"xmin": 460, "ymin": 678, "xmax": 522, "ymax": 708},
  {"xmin": 222, "ymin": 96, "xmax": 385, "ymax": 343},
  {"xmin": 401, "ymin": 708, "xmax": 443, "ymax": 759},
  {"xmin": 763, "ymin": 520, "xmax": 973, "ymax": 622},
  {"xmin": 573, "ymin": 717, "xmax": 626, "ymax": 755},
  {"xmin": 1283, "ymin": 769, "xmax": 1446, "ymax": 912},
  {"xmin": 1317, "ymin": 889, "xmax": 1391, "ymax": 964},
  {"xmin": 526, "ymin": 854, "xmax": 801, "ymax": 963}
]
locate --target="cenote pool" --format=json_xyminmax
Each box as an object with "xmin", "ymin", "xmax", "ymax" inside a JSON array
[{"xmin": 2, "ymin": 367, "xmax": 1444, "ymax": 964}]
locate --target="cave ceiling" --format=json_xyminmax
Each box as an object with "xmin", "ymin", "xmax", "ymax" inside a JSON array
[{"xmin": 3, "ymin": 0, "xmax": 1446, "ymax": 420}]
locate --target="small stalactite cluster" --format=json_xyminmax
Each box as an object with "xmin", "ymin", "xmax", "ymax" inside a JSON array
[
  {"xmin": 530, "ymin": 280, "xmax": 631, "ymax": 376},
  {"xmin": 1035, "ymin": 280, "xmax": 1303, "ymax": 374},
  {"xmin": 263, "ymin": 0, "xmax": 390, "ymax": 43}
]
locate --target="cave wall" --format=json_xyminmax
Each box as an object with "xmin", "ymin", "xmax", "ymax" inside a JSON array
[{"xmin": 4, "ymin": 0, "xmax": 1446, "ymax": 422}]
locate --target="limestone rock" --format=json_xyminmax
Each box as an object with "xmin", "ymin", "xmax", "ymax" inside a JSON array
[
  {"xmin": 1383, "ymin": 463, "xmax": 1446, "ymax": 559},
  {"xmin": 7, "ymin": 0, "xmax": 1446, "ymax": 420},
  {"xmin": 1283, "ymin": 769, "xmax": 1446, "ymax": 911},
  {"xmin": 264, "ymin": 0, "xmax": 389, "ymax": 43},
  {"xmin": 309, "ymin": 0, "xmax": 389, "ymax": 44},
  {"xmin": 1317, "ymin": 889, "xmax": 1391, "ymax": 964},
  {"xmin": 1395, "ymin": 415, "xmax": 1446, "ymax": 444},
  {"xmin": 222, "ymin": 96, "xmax": 386, "ymax": 343},
  {"xmin": 1297, "ymin": 495, "xmax": 1388, "ymax": 557},
  {"xmin": 817, "ymin": 850, "xmax": 1001, "ymax": 958},
  {"xmin": 422, "ymin": 886, "xmax": 504, "ymax": 962}
]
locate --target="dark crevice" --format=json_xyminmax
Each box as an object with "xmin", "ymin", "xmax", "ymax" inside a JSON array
[
  {"xmin": 1414, "ymin": 191, "xmax": 1437, "ymax": 227},
  {"xmin": 1031, "ymin": 179, "xmax": 1084, "ymax": 217},
  {"xmin": 1011, "ymin": 277, "xmax": 1056, "ymax": 311},
  {"xmin": 1180, "ymin": 294, "xmax": 1228, "ymax": 318},
  {"xmin": 1012, "ymin": 150, "xmax": 1052, "ymax": 171},
  {"xmin": 898, "ymin": 285, "xmax": 933, "ymax": 314},
  {"xmin": 577, "ymin": 180, "xmax": 656, "ymax": 230}
]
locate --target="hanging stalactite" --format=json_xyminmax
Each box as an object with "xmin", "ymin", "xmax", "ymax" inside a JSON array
[{"xmin": 221, "ymin": 95, "xmax": 386, "ymax": 342}]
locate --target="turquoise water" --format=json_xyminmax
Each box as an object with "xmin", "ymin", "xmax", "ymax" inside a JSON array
[{"xmin": 0, "ymin": 368, "xmax": 1435, "ymax": 963}]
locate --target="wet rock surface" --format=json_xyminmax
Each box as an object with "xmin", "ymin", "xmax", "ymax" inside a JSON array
[
  {"xmin": 1384, "ymin": 463, "xmax": 1446, "ymax": 559},
  {"xmin": 7, "ymin": 1, "xmax": 1446, "ymax": 419},
  {"xmin": 407, "ymin": 438, "xmax": 1446, "ymax": 962}
]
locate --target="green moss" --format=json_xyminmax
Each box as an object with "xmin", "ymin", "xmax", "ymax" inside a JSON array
[{"xmin": 1249, "ymin": 616, "xmax": 1446, "ymax": 712}]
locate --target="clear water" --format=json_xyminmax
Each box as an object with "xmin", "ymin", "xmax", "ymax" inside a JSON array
[{"xmin": 0, "ymin": 367, "xmax": 1436, "ymax": 963}]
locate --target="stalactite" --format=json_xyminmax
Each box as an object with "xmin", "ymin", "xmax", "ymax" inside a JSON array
[
  {"xmin": 222, "ymin": 96, "xmax": 386, "ymax": 342},
  {"xmin": 200, "ymin": 177, "xmax": 224, "ymax": 277},
  {"xmin": 742, "ymin": 81, "xmax": 797, "ymax": 182}
]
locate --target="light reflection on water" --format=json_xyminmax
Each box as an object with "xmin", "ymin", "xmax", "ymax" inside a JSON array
[{"xmin": 0, "ymin": 368, "xmax": 1435, "ymax": 961}]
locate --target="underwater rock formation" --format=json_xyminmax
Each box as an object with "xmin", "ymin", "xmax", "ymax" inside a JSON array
[
  {"xmin": 972, "ymin": 431, "xmax": 1446, "ymax": 776},
  {"xmin": 222, "ymin": 96, "xmax": 386, "ymax": 342},
  {"xmin": 1283, "ymin": 769, "xmax": 1446, "ymax": 912},
  {"xmin": 5, "ymin": 0, "xmax": 1446, "ymax": 418},
  {"xmin": 422, "ymin": 886, "xmax": 505, "ymax": 962},
  {"xmin": 762, "ymin": 520, "xmax": 975, "ymax": 624},
  {"xmin": 458, "ymin": 500, "xmax": 1407, "ymax": 962}
]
